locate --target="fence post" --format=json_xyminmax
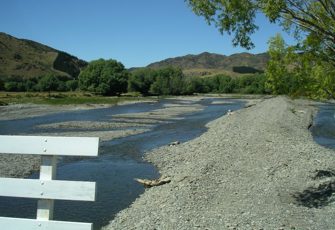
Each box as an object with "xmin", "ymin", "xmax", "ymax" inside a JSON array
[
  {"xmin": 36, "ymin": 155, "xmax": 57, "ymax": 220},
  {"xmin": 0, "ymin": 135, "xmax": 99, "ymax": 229}
]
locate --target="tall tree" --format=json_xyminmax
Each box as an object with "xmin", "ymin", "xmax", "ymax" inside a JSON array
[
  {"xmin": 186, "ymin": 0, "xmax": 335, "ymax": 62},
  {"xmin": 79, "ymin": 59, "xmax": 128, "ymax": 95},
  {"xmin": 265, "ymin": 34, "xmax": 335, "ymax": 98},
  {"xmin": 265, "ymin": 34, "xmax": 291, "ymax": 94},
  {"xmin": 37, "ymin": 74, "xmax": 60, "ymax": 95},
  {"xmin": 149, "ymin": 67, "xmax": 185, "ymax": 95},
  {"xmin": 128, "ymin": 68, "xmax": 157, "ymax": 95}
]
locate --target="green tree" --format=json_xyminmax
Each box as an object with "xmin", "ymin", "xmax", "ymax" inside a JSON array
[
  {"xmin": 37, "ymin": 74, "xmax": 60, "ymax": 94},
  {"xmin": 217, "ymin": 75, "xmax": 233, "ymax": 93},
  {"xmin": 66, "ymin": 80, "xmax": 79, "ymax": 91},
  {"xmin": 182, "ymin": 76, "xmax": 205, "ymax": 94},
  {"xmin": 202, "ymin": 74, "xmax": 234, "ymax": 93},
  {"xmin": 128, "ymin": 68, "xmax": 157, "ymax": 95},
  {"xmin": 265, "ymin": 34, "xmax": 335, "ymax": 98},
  {"xmin": 149, "ymin": 67, "xmax": 185, "ymax": 95},
  {"xmin": 24, "ymin": 80, "xmax": 37, "ymax": 92},
  {"xmin": 311, "ymin": 62, "xmax": 335, "ymax": 99},
  {"xmin": 291, "ymin": 52, "xmax": 335, "ymax": 98},
  {"xmin": 56, "ymin": 81, "xmax": 67, "ymax": 91},
  {"xmin": 237, "ymin": 74, "xmax": 266, "ymax": 94},
  {"xmin": 4, "ymin": 82, "xmax": 20, "ymax": 92},
  {"xmin": 265, "ymin": 34, "xmax": 291, "ymax": 94},
  {"xmin": 79, "ymin": 59, "xmax": 129, "ymax": 95},
  {"xmin": 186, "ymin": 0, "xmax": 335, "ymax": 62}
]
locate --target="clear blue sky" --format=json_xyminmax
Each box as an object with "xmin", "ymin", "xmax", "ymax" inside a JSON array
[{"xmin": 0, "ymin": 0, "xmax": 295, "ymax": 68}]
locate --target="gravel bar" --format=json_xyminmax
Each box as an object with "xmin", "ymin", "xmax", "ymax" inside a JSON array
[{"xmin": 104, "ymin": 96, "xmax": 335, "ymax": 230}]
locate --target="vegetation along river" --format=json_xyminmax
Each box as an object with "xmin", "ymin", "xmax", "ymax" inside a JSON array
[{"xmin": 0, "ymin": 97, "xmax": 244, "ymax": 230}]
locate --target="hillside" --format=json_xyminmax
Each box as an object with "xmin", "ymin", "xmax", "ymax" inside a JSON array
[
  {"xmin": 0, "ymin": 32, "xmax": 87, "ymax": 80},
  {"xmin": 147, "ymin": 52, "xmax": 269, "ymax": 76}
]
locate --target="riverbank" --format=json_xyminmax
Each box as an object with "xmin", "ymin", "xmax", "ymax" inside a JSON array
[{"xmin": 104, "ymin": 96, "xmax": 335, "ymax": 229}]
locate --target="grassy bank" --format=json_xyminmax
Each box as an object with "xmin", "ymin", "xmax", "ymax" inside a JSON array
[{"xmin": 0, "ymin": 92, "xmax": 155, "ymax": 105}]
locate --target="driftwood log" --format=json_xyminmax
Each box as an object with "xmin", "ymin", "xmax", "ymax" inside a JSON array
[{"xmin": 134, "ymin": 177, "xmax": 171, "ymax": 188}]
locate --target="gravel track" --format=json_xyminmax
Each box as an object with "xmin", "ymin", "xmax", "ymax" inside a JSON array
[{"xmin": 104, "ymin": 96, "xmax": 335, "ymax": 230}]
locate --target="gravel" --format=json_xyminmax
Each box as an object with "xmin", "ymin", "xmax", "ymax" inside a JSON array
[
  {"xmin": 37, "ymin": 121, "xmax": 152, "ymax": 130},
  {"xmin": 104, "ymin": 96, "xmax": 335, "ymax": 230}
]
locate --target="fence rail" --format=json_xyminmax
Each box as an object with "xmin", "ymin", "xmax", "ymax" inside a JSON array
[{"xmin": 0, "ymin": 135, "xmax": 100, "ymax": 230}]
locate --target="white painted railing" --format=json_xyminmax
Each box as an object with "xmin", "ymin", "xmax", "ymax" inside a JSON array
[{"xmin": 0, "ymin": 135, "xmax": 100, "ymax": 230}]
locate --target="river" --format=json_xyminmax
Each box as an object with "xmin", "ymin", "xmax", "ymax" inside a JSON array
[
  {"xmin": 0, "ymin": 97, "xmax": 244, "ymax": 229},
  {"xmin": 311, "ymin": 103, "xmax": 335, "ymax": 149}
]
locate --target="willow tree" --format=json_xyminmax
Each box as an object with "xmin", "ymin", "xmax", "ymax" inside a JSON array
[
  {"xmin": 186, "ymin": 0, "xmax": 335, "ymax": 62},
  {"xmin": 78, "ymin": 59, "xmax": 128, "ymax": 96}
]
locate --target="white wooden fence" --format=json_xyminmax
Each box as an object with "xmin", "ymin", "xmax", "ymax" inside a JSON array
[{"xmin": 0, "ymin": 135, "xmax": 100, "ymax": 230}]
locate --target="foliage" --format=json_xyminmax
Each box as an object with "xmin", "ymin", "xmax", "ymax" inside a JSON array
[
  {"xmin": 128, "ymin": 68, "xmax": 157, "ymax": 95},
  {"xmin": 24, "ymin": 80, "xmax": 37, "ymax": 92},
  {"xmin": 149, "ymin": 67, "xmax": 185, "ymax": 95},
  {"xmin": 236, "ymin": 74, "xmax": 265, "ymax": 94},
  {"xmin": 265, "ymin": 34, "xmax": 291, "ymax": 94},
  {"xmin": 204, "ymin": 74, "xmax": 266, "ymax": 94},
  {"xmin": 66, "ymin": 80, "xmax": 79, "ymax": 91},
  {"xmin": 265, "ymin": 34, "xmax": 335, "ymax": 98},
  {"xmin": 4, "ymin": 81, "xmax": 24, "ymax": 92},
  {"xmin": 1, "ymin": 58, "xmax": 268, "ymax": 97},
  {"xmin": 128, "ymin": 67, "xmax": 186, "ymax": 96},
  {"xmin": 1, "ymin": 75, "xmax": 79, "ymax": 93},
  {"xmin": 186, "ymin": 0, "xmax": 335, "ymax": 62},
  {"xmin": 128, "ymin": 67, "xmax": 266, "ymax": 96},
  {"xmin": 78, "ymin": 59, "xmax": 129, "ymax": 95},
  {"xmin": 186, "ymin": 0, "xmax": 258, "ymax": 49},
  {"xmin": 187, "ymin": 0, "xmax": 335, "ymax": 98},
  {"xmin": 37, "ymin": 74, "xmax": 61, "ymax": 92},
  {"xmin": 183, "ymin": 76, "xmax": 207, "ymax": 94}
]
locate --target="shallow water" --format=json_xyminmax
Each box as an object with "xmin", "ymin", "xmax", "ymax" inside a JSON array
[
  {"xmin": 0, "ymin": 98, "xmax": 244, "ymax": 229},
  {"xmin": 311, "ymin": 103, "xmax": 335, "ymax": 149}
]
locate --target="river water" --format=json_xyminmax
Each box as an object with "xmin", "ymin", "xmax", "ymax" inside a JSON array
[
  {"xmin": 311, "ymin": 103, "xmax": 335, "ymax": 149},
  {"xmin": 0, "ymin": 98, "xmax": 244, "ymax": 229}
]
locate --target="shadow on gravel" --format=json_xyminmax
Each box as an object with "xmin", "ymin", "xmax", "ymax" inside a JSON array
[
  {"xmin": 313, "ymin": 169, "xmax": 335, "ymax": 180},
  {"xmin": 293, "ymin": 170, "xmax": 335, "ymax": 208}
]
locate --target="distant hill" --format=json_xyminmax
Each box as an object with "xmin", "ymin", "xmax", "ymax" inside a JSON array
[
  {"xmin": 0, "ymin": 32, "xmax": 87, "ymax": 80},
  {"xmin": 147, "ymin": 52, "xmax": 269, "ymax": 76}
]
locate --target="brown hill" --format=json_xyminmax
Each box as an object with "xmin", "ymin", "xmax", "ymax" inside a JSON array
[
  {"xmin": 147, "ymin": 52, "xmax": 269, "ymax": 76},
  {"xmin": 0, "ymin": 32, "xmax": 87, "ymax": 80}
]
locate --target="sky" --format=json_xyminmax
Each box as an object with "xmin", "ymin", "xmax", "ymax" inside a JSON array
[{"xmin": 0, "ymin": 0, "xmax": 296, "ymax": 68}]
